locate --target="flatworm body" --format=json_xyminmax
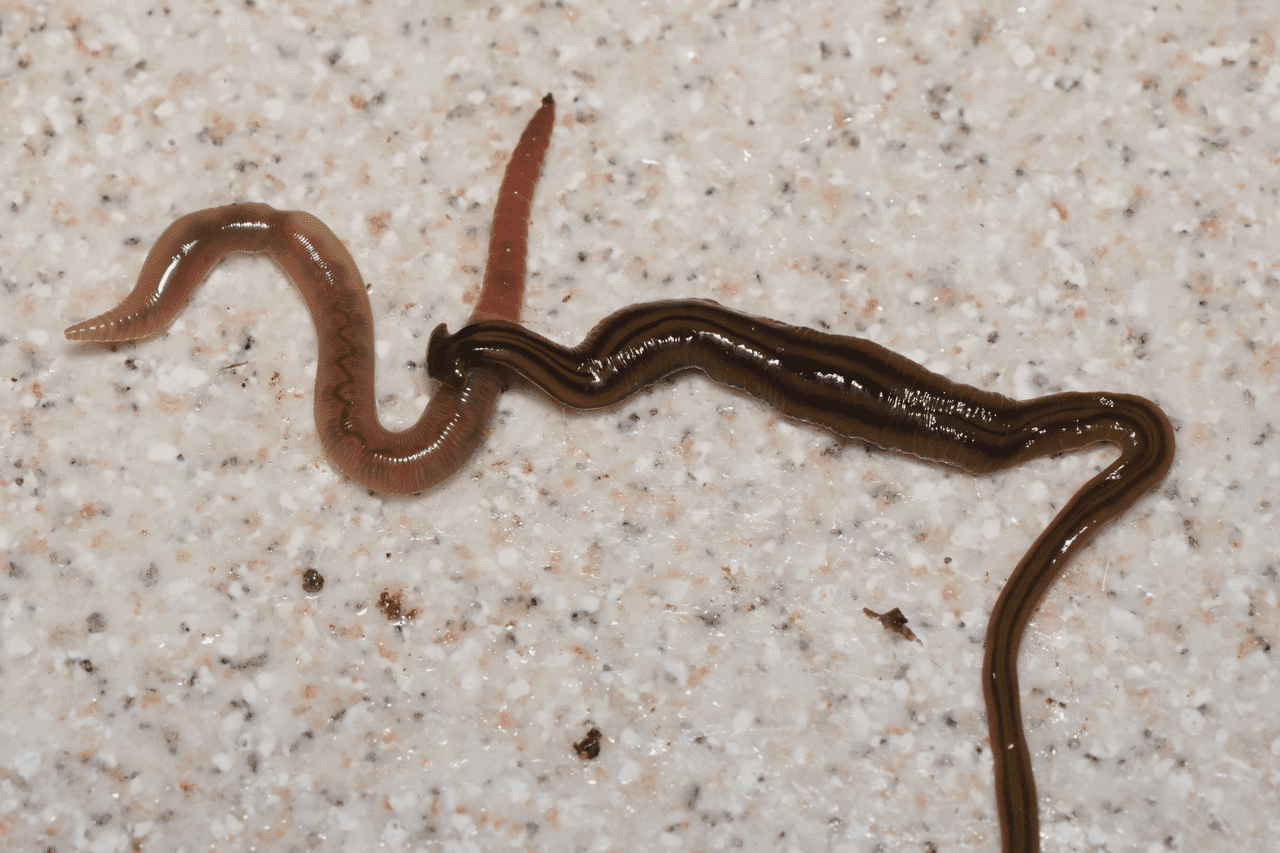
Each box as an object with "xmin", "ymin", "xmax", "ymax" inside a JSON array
[
  {"xmin": 65, "ymin": 94, "xmax": 556, "ymax": 494},
  {"xmin": 427, "ymin": 299, "xmax": 1176, "ymax": 853}
]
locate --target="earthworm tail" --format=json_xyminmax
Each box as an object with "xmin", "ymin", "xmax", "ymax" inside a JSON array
[{"xmin": 475, "ymin": 92, "xmax": 556, "ymax": 323}]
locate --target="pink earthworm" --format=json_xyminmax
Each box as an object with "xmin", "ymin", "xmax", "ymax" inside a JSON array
[{"xmin": 65, "ymin": 94, "xmax": 556, "ymax": 494}]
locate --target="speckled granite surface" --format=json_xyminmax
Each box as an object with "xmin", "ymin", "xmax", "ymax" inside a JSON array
[{"xmin": 2, "ymin": 1, "xmax": 1277, "ymax": 851}]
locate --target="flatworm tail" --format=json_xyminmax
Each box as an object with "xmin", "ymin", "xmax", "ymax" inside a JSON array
[
  {"xmin": 981, "ymin": 391, "xmax": 1173, "ymax": 852},
  {"xmin": 429, "ymin": 299, "xmax": 1175, "ymax": 853},
  {"xmin": 65, "ymin": 96, "xmax": 555, "ymax": 494}
]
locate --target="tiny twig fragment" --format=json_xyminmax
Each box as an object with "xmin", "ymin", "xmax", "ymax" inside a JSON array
[{"xmin": 863, "ymin": 606, "xmax": 923, "ymax": 644}]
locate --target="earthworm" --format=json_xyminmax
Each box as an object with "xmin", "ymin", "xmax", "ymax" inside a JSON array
[
  {"xmin": 427, "ymin": 299, "xmax": 1176, "ymax": 853},
  {"xmin": 65, "ymin": 94, "xmax": 556, "ymax": 494}
]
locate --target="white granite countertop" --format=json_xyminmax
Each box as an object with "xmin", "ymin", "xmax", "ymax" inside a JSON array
[{"xmin": 2, "ymin": 1, "xmax": 1277, "ymax": 851}]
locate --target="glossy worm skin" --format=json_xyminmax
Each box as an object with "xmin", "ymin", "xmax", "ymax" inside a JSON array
[
  {"xmin": 428, "ymin": 300, "xmax": 1175, "ymax": 853},
  {"xmin": 64, "ymin": 94, "xmax": 556, "ymax": 494}
]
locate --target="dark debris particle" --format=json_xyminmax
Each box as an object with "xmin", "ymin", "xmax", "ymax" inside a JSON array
[
  {"xmin": 301, "ymin": 568, "xmax": 324, "ymax": 594},
  {"xmin": 574, "ymin": 727, "xmax": 603, "ymax": 760},
  {"xmin": 863, "ymin": 606, "xmax": 923, "ymax": 644},
  {"xmin": 377, "ymin": 588, "xmax": 417, "ymax": 623}
]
